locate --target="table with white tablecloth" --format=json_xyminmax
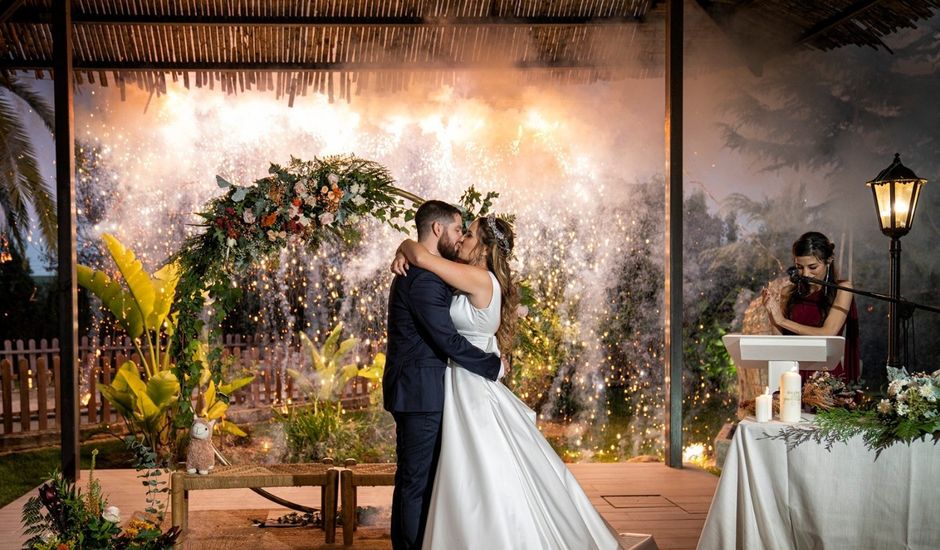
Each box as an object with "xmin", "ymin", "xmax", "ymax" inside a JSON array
[{"xmin": 697, "ymin": 415, "xmax": 940, "ymax": 550}]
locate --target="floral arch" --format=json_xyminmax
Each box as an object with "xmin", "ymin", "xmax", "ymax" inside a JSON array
[{"xmin": 169, "ymin": 156, "xmax": 425, "ymax": 426}]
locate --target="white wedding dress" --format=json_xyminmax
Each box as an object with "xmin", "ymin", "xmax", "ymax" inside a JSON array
[{"xmin": 422, "ymin": 272, "xmax": 621, "ymax": 549}]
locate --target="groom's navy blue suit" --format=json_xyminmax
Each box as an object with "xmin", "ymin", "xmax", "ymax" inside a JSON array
[{"xmin": 384, "ymin": 266, "xmax": 500, "ymax": 550}]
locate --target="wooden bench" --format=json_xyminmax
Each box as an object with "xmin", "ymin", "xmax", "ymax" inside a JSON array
[
  {"xmin": 170, "ymin": 461, "xmax": 340, "ymax": 542},
  {"xmin": 339, "ymin": 459, "xmax": 397, "ymax": 546}
]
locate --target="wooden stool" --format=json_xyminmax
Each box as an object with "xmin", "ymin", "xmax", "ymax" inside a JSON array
[
  {"xmin": 339, "ymin": 459, "xmax": 397, "ymax": 546},
  {"xmin": 171, "ymin": 459, "xmax": 340, "ymax": 542}
]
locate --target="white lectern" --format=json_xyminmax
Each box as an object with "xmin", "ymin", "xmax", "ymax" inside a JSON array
[{"xmin": 722, "ymin": 335, "xmax": 845, "ymax": 394}]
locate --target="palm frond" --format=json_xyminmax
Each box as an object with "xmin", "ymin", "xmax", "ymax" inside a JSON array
[
  {"xmin": 0, "ymin": 74, "xmax": 54, "ymax": 133},
  {"xmin": 0, "ymin": 89, "xmax": 57, "ymax": 251},
  {"xmin": 0, "ymin": 141, "xmax": 30, "ymax": 253}
]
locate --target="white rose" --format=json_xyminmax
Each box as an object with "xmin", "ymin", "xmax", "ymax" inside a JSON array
[
  {"xmin": 304, "ymin": 196, "xmax": 317, "ymax": 207},
  {"xmin": 298, "ymin": 215, "xmax": 311, "ymax": 227},
  {"xmin": 887, "ymin": 380, "xmax": 904, "ymax": 396},
  {"xmin": 319, "ymin": 212, "xmax": 335, "ymax": 226},
  {"xmin": 288, "ymin": 204, "xmax": 300, "ymax": 218},
  {"xmin": 102, "ymin": 505, "xmax": 121, "ymax": 523},
  {"xmin": 243, "ymin": 210, "xmax": 256, "ymax": 224},
  {"xmin": 919, "ymin": 383, "xmax": 937, "ymax": 402},
  {"xmin": 327, "ymin": 173, "xmax": 340, "ymax": 185},
  {"xmin": 516, "ymin": 305, "xmax": 529, "ymax": 318},
  {"xmin": 352, "ymin": 195, "xmax": 366, "ymax": 207},
  {"xmin": 294, "ymin": 182, "xmax": 307, "ymax": 196}
]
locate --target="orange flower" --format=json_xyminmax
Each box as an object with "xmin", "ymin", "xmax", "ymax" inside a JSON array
[
  {"xmin": 260, "ymin": 212, "xmax": 279, "ymax": 228},
  {"xmin": 292, "ymin": 197, "xmax": 302, "ymax": 207}
]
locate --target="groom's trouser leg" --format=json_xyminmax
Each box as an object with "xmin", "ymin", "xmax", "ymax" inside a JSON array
[{"xmin": 391, "ymin": 412, "xmax": 443, "ymax": 550}]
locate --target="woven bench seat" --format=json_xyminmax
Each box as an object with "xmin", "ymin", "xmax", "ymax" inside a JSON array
[
  {"xmin": 339, "ymin": 460, "xmax": 397, "ymax": 546},
  {"xmin": 170, "ymin": 461, "xmax": 340, "ymax": 542}
]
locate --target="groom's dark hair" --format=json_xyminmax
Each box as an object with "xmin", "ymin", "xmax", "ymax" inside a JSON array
[{"xmin": 415, "ymin": 200, "xmax": 462, "ymax": 239}]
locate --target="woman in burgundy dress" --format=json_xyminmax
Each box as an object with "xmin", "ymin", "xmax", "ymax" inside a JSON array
[{"xmin": 764, "ymin": 231, "xmax": 861, "ymax": 382}]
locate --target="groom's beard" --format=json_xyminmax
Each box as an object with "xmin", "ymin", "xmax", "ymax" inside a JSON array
[{"xmin": 438, "ymin": 234, "xmax": 459, "ymax": 260}]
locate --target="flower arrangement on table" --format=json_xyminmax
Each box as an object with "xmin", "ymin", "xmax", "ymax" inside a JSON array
[
  {"xmin": 801, "ymin": 371, "xmax": 866, "ymax": 412},
  {"xmin": 769, "ymin": 367, "xmax": 940, "ymax": 456}
]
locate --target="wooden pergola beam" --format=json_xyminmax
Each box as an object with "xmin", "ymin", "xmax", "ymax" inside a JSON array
[
  {"xmin": 8, "ymin": 10, "xmax": 646, "ymax": 27},
  {"xmin": 664, "ymin": 0, "xmax": 684, "ymax": 468},
  {"xmin": 0, "ymin": 59, "xmax": 626, "ymax": 72},
  {"xmin": 52, "ymin": 0, "xmax": 79, "ymax": 482},
  {"xmin": 794, "ymin": 0, "xmax": 887, "ymax": 47}
]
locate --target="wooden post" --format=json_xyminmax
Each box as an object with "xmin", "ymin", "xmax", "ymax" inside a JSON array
[
  {"xmin": 170, "ymin": 472, "xmax": 188, "ymax": 533},
  {"xmin": 664, "ymin": 0, "xmax": 684, "ymax": 468},
  {"xmin": 101, "ymin": 356, "xmax": 112, "ymax": 424},
  {"xmin": 251, "ymin": 347, "xmax": 261, "ymax": 407},
  {"xmin": 53, "ymin": 0, "xmax": 79, "ymax": 481},
  {"xmin": 18, "ymin": 358, "xmax": 30, "ymax": 432},
  {"xmin": 37, "ymin": 357, "xmax": 49, "ymax": 431},
  {"xmin": 1, "ymin": 359, "xmax": 13, "ymax": 434},
  {"xmin": 86, "ymin": 363, "xmax": 98, "ymax": 424},
  {"xmin": 53, "ymin": 356, "xmax": 61, "ymax": 429},
  {"xmin": 263, "ymin": 365, "xmax": 272, "ymax": 404}
]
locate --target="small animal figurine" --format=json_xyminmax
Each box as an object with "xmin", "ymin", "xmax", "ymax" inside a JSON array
[{"xmin": 186, "ymin": 417, "xmax": 216, "ymax": 475}]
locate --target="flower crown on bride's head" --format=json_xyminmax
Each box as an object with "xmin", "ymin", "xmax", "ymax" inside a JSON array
[{"xmin": 484, "ymin": 215, "xmax": 512, "ymax": 256}]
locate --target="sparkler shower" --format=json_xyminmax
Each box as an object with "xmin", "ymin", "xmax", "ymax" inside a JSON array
[{"xmin": 71, "ymin": 74, "xmax": 734, "ymax": 460}]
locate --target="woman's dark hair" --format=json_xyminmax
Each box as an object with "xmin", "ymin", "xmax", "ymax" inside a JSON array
[{"xmin": 787, "ymin": 231, "xmax": 838, "ymax": 321}]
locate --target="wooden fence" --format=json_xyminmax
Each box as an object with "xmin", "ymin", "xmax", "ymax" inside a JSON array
[{"xmin": 0, "ymin": 335, "xmax": 372, "ymax": 440}]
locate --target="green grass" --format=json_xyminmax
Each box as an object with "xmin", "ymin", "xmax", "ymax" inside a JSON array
[{"xmin": 0, "ymin": 438, "xmax": 134, "ymax": 508}]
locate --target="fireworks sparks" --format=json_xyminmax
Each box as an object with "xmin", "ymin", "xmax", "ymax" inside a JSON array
[{"xmin": 70, "ymin": 77, "xmax": 734, "ymax": 461}]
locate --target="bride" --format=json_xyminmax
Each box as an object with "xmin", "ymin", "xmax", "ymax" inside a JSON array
[{"xmin": 392, "ymin": 215, "xmax": 620, "ymax": 550}]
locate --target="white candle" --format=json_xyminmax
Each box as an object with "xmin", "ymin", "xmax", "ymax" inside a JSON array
[
  {"xmin": 755, "ymin": 387, "xmax": 772, "ymax": 422},
  {"xmin": 779, "ymin": 368, "xmax": 802, "ymax": 423}
]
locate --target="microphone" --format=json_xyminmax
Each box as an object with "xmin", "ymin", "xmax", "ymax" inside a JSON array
[{"xmin": 786, "ymin": 266, "xmax": 802, "ymax": 284}]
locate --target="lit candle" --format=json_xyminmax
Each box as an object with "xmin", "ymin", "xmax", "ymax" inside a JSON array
[
  {"xmin": 755, "ymin": 387, "xmax": 772, "ymax": 423},
  {"xmin": 779, "ymin": 368, "xmax": 802, "ymax": 423}
]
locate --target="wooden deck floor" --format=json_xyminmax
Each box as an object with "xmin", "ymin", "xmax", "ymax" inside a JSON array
[{"xmin": 0, "ymin": 463, "xmax": 717, "ymax": 550}]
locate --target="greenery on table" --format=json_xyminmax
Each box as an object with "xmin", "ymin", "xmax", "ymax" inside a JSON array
[{"xmin": 768, "ymin": 368, "xmax": 940, "ymax": 456}]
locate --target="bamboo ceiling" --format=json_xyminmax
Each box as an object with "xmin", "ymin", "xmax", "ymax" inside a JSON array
[{"xmin": 0, "ymin": 0, "xmax": 937, "ymax": 103}]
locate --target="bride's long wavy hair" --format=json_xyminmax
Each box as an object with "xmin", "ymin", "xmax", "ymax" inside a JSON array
[{"xmin": 467, "ymin": 216, "xmax": 519, "ymax": 355}]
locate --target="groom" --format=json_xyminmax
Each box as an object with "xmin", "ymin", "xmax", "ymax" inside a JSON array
[{"xmin": 383, "ymin": 200, "xmax": 502, "ymax": 550}]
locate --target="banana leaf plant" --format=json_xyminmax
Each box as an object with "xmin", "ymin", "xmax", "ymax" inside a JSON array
[
  {"xmin": 190, "ymin": 341, "xmax": 254, "ymax": 437},
  {"xmin": 289, "ymin": 323, "xmax": 384, "ymax": 403},
  {"xmin": 77, "ymin": 234, "xmax": 182, "ymax": 460}
]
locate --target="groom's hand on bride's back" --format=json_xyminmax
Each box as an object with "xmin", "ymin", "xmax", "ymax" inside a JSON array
[{"xmin": 498, "ymin": 356, "xmax": 510, "ymax": 381}]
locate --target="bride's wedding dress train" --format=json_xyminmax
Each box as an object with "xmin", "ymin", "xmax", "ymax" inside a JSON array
[{"xmin": 422, "ymin": 272, "xmax": 620, "ymax": 549}]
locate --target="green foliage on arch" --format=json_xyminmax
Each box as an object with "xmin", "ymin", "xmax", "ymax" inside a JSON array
[{"xmin": 169, "ymin": 155, "xmax": 426, "ymax": 428}]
